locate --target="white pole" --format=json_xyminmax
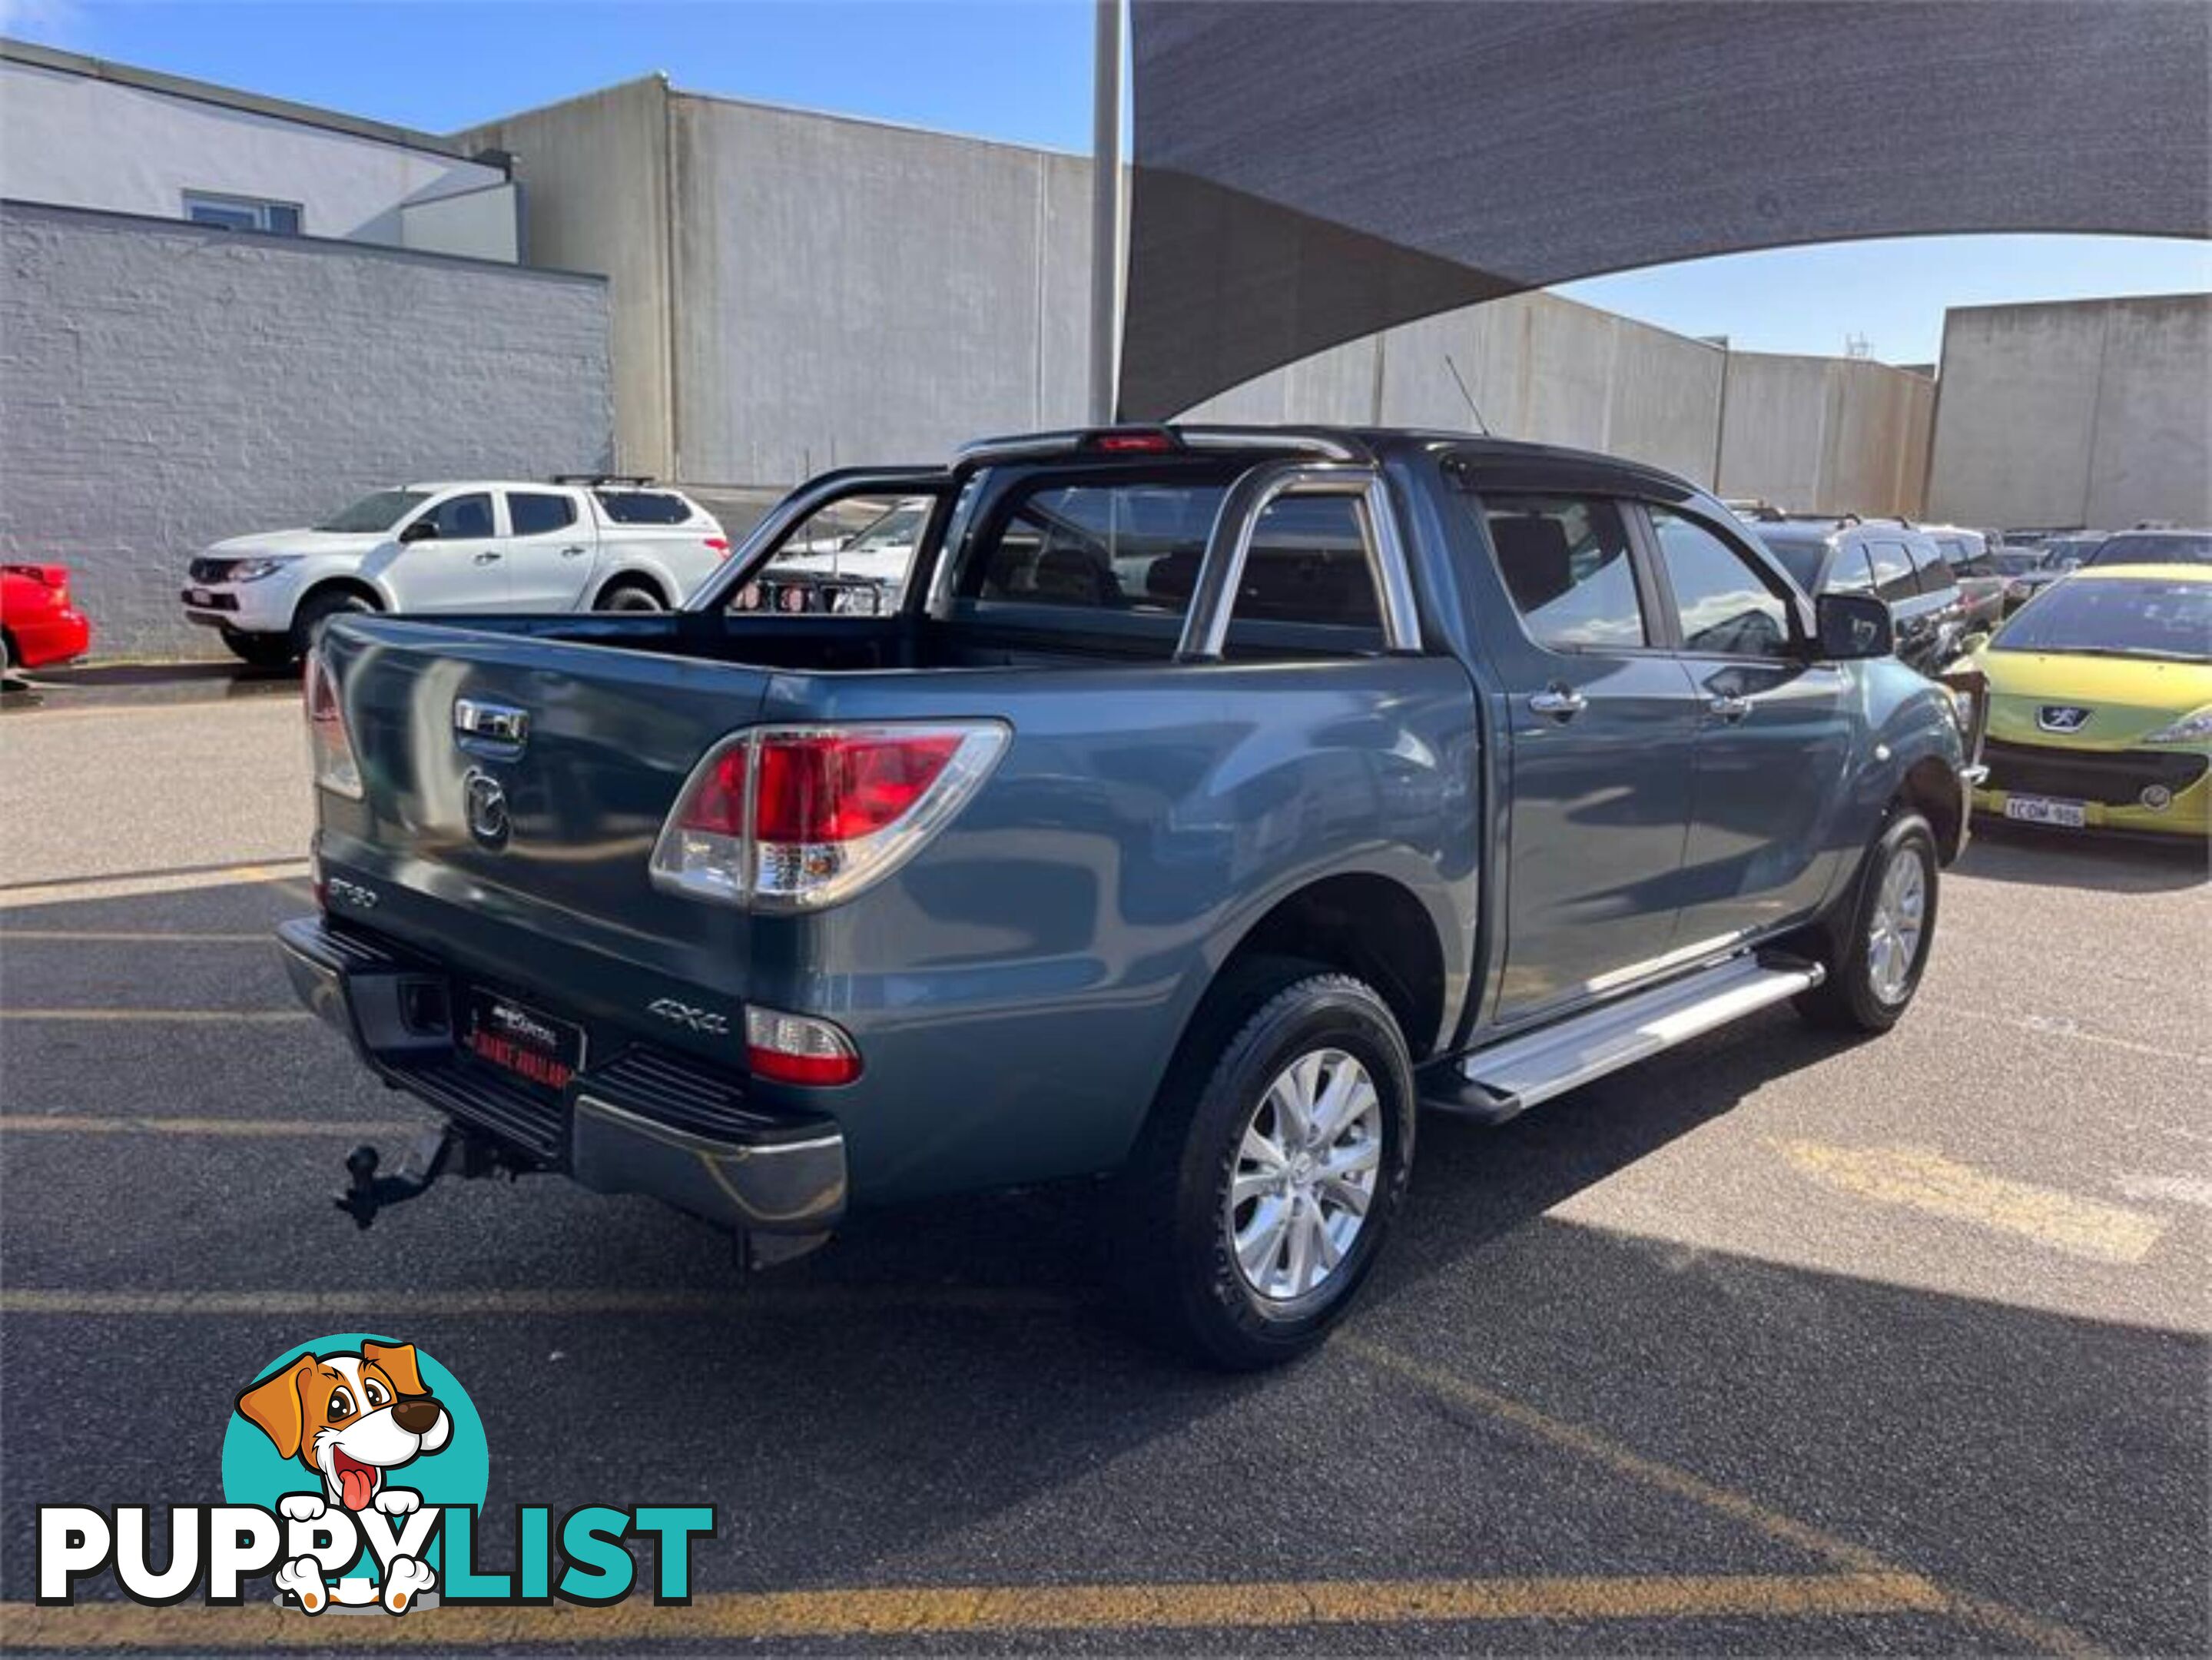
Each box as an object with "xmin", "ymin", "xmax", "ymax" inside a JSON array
[{"xmin": 1088, "ymin": 0, "xmax": 1124, "ymax": 426}]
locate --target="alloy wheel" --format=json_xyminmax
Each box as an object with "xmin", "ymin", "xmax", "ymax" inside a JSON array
[{"xmin": 1225, "ymin": 1047, "xmax": 1384, "ymax": 1303}]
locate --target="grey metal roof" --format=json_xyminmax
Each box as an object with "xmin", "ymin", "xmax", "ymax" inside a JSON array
[{"xmin": 1, "ymin": 36, "xmax": 498, "ymax": 167}]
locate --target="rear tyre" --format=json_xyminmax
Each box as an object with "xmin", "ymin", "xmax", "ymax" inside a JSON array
[
  {"xmin": 594, "ymin": 579, "xmax": 665, "ymax": 613},
  {"xmin": 289, "ymin": 589, "xmax": 376, "ymax": 659},
  {"xmin": 221, "ymin": 629, "xmax": 298, "ymax": 669},
  {"xmin": 1113, "ymin": 958, "xmax": 1414, "ymax": 1370},
  {"xmin": 1793, "ymin": 808, "xmax": 1938, "ymax": 1034}
]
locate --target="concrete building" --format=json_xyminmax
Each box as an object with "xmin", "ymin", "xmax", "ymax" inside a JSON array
[
  {"xmin": 0, "ymin": 201, "xmax": 611, "ymax": 660},
  {"xmin": 1, "ymin": 38, "xmax": 520, "ymax": 261},
  {"xmin": 457, "ymin": 77, "xmax": 1093, "ymax": 486},
  {"xmin": 1927, "ymin": 293, "xmax": 2212, "ymax": 530}
]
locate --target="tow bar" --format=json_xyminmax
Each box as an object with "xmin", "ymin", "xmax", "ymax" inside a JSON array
[{"xmin": 336, "ymin": 1125, "xmax": 509, "ymax": 1229}]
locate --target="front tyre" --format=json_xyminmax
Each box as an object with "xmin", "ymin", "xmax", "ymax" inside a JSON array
[
  {"xmin": 1116, "ymin": 961, "xmax": 1414, "ymax": 1370},
  {"xmin": 221, "ymin": 629, "xmax": 298, "ymax": 669},
  {"xmin": 288, "ymin": 589, "xmax": 376, "ymax": 659},
  {"xmin": 1795, "ymin": 808, "xmax": 1939, "ymax": 1033}
]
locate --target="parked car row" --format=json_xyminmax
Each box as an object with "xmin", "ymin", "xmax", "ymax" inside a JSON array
[
  {"xmin": 1743, "ymin": 513, "xmax": 1975, "ymax": 675},
  {"xmin": 179, "ymin": 476, "xmax": 731, "ymax": 666},
  {"xmin": 1999, "ymin": 526, "xmax": 2212, "ymax": 615}
]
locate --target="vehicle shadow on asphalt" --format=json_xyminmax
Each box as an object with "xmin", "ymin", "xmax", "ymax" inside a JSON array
[
  {"xmin": 1956, "ymin": 821, "xmax": 2207, "ymax": 892},
  {"xmin": 3, "ymin": 882, "xmax": 2204, "ymax": 1648}
]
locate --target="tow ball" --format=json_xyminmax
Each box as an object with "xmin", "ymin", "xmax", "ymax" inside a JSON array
[{"xmin": 336, "ymin": 1125, "xmax": 504, "ymax": 1229}]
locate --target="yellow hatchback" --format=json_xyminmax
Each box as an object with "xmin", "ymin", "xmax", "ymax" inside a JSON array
[{"xmin": 1965, "ymin": 565, "xmax": 2211, "ymax": 839}]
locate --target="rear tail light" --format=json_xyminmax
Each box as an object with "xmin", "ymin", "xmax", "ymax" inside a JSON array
[
  {"xmin": 650, "ymin": 721, "xmax": 1008, "ymax": 910},
  {"xmin": 745, "ymin": 1006, "xmax": 861, "ymax": 1085},
  {"xmin": 705, "ymin": 536, "xmax": 731, "ymax": 557},
  {"xmin": 303, "ymin": 649, "xmax": 364, "ymax": 799}
]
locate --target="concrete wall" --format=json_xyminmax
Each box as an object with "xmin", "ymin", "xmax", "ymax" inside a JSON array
[
  {"xmin": 0, "ymin": 55, "xmax": 513, "ymax": 259},
  {"xmin": 459, "ymin": 85, "xmax": 1093, "ymax": 486},
  {"xmin": 457, "ymin": 78, "xmax": 674, "ymax": 476},
  {"xmin": 670, "ymin": 95, "xmax": 1093, "ymax": 485},
  {"xmin": 1717, "ymin": 353, "xmax": 1934, "ymax": 518},
  {"xmin": 1183, "ymin": 294, "xmax": 1931, "ymax": 515},
  {"xmin": 0, "ymin": 201, "xmax": 612, "ymax": 660},
  {"xmin": 1928, "ymin": 294, "xmax": 2212, "ymax": 530},
  {"xmin": 1183, "ymin": 292, "xmax": 1729, "ymax": 486}
]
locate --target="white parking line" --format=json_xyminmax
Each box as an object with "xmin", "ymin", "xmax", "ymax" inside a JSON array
[{"xmin": 0, "ymin": 861, "xmax": 311, "ymax": 909}]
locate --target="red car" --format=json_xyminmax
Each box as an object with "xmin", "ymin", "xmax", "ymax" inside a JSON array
[{"xmin": 1, "ymin": 563, "xmax": 92, "ymax": 676}]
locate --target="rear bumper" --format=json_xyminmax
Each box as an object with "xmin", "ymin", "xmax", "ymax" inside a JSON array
[
  {"xmin": 277, "ymin": 915, "xmax": 846, "ymax": 1236},
  {"xmin": 6, "ymin": 606, "xmax": 91, "ymax": 668}
]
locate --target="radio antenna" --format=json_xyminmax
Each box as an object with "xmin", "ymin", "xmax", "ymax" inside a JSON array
[{"xmin": 1444, "ymin": 354, "xmax": 1490, "ymax": 435}]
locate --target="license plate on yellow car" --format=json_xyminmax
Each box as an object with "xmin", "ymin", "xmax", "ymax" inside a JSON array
[{"xmin": 2002, "ymin": 795, "xmax": 2088, "ymax": 828}]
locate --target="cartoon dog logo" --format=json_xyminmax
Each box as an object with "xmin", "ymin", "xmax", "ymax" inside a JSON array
[{"xmin": 234, "ymin": 1340, "xmax": 449, "ymax": 1613}]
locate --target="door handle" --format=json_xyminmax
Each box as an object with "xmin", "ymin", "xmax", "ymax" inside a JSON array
[
  {"xmin": 1528, "ymin": 685, "xmax": 1588, "ymax": 720},
  {"xmin": 473, "ymin": 551, "xmax": 502, "ymax": 565},
  {"xmin": 560, "ymin": 545, "xmax": 588, "ymax": 557},
  {"xmin": 1707, "ymin": 693, "xmax": 1753, "ymax": 723}
]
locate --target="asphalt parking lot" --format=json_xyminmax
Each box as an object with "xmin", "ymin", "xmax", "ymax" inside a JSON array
[{"xmin": 2, "ymin": 676, "xmax": 2207, "ymax": 1654}]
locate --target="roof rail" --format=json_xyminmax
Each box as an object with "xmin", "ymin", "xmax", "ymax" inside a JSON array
[{"xmin": 552, "ymin": 473, "xmax": 658, "ymax": 487}]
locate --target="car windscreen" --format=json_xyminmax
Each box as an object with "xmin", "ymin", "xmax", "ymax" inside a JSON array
[
  {"xmin": 314, "ymin": 490, "xmax": 428, "ymax": 533},
  {"xmin": 1756, "ymin": 533, "xmax": 1827, "ymax": 593},
  {"xmin": 1991, "ymin": 578, "xmax": 2212, "ymax": 662},
  {"xmin": 2084, "ymin": 533, "xmax": 2212, "ymax": 568}
]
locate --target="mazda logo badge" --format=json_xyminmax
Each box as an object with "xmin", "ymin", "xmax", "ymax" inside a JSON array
[
  {"xmin": 2037, "ymin": 705, "xmax": 2091, "ymax": 733},
  {"xmin": 463, "ymin": 770, "xmax": 511, "ymax": 849}
]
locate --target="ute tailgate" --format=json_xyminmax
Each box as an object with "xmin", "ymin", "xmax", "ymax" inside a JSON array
[{"xmin": 313, "ymin": 615, "xmax": 772, "ymax": 1009}]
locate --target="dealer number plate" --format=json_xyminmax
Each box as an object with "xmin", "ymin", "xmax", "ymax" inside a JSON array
[
  {"xmin": 462, "ymin": 988, "xmax": 585, "ymax": 1092},
  {"xmin": 2002, "ymin": 795, "xmax": 2088, "ymax": 829}
]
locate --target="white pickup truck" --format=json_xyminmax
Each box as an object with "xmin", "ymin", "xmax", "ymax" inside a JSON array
[{"xmin": 181, "ymin": 478, "xmax": 730, "ymax": 666}]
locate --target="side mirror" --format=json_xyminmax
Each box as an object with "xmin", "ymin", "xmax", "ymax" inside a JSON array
[
  {"xmin": 398, "ymin": 519, "xmax": 439, "ymax": 544},
  {"xmin": 1815, "ymin": 591, "xmax": 1894, "ymax": 661}
]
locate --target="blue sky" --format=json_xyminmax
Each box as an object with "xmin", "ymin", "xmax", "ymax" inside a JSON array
[{"xmin": 7, "ymin": 0, "xmax": 2206, "ymax": 364}]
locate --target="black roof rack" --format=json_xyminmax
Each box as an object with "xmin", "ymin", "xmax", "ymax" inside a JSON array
[{"xmin": 552, "ymin": 473, "xmax": 658, "ymax": 487}]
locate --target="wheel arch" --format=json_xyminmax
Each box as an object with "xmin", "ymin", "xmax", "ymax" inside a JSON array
[
  {"xmin": 1899, "ymin": 752, "xmax": 1965, "ymax": 865},
  {"xmin": 592, "ymin": 568, "xmax": 672, "ymax": 609},
  {"xmin": 293, "ymin": 576, "xmax": 386, "ymax": 627},
  {"xmin": 1204, "ymin": 872, "xmax": 1450, "ymax": 1061}
]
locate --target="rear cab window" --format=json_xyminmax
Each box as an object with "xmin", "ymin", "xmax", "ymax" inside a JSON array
[{"xmin": 945, "ymin": 466, "xmax": 1388, "ymax": 653}]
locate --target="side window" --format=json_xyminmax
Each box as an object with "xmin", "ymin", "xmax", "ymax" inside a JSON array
[
  {"xmin": 728, "ymin": 493, "xmax": 936, "ymax": 617},
  {"xmin": 595, "ymin": 490, "xmax": 693, "ymax": 526},
  {"xmin": 1481, "ymin": 495, "xmax": 1647, "ymax": 651},
  {"xmin": 1906, "ymin": 538, "xmax": 1955, "ymax": 596},
  {"xmin": 1826, "ymin": 546, "xmax": 1877, "ymax": 593},
  {"xmin": 1650, "ymin": 507, "xmax": 1793, "ymax": 659},
  {"xmin": 1865, "ymin": 540, "xmax": 1917, "ymax": 603},
  {"xmin": 424, "ymin": 493, "xmax": 494, "ymax": 540},
  {"xmin": 506, "ymin": 492, "xmax": 579, "ymax": 537}
]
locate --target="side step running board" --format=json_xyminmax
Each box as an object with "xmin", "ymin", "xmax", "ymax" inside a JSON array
[{"xmin": 1421, "ymin": 952, "xmax": 1823, "ymax": 1125}]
